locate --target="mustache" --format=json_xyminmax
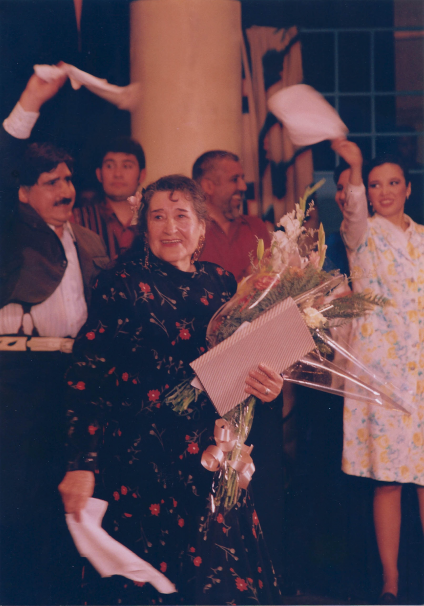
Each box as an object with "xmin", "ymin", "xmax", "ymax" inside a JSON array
[{"xmin": 53, "ymin": 198, "xmax": 73, "ymax": 207}]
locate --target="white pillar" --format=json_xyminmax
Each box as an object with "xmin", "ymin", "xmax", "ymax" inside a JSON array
[{"xmin": 130, "ymin": 0, "xmax": 242, "ymax": 184}]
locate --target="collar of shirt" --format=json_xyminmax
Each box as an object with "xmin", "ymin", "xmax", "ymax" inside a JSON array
[{"xmin": 47, "ymin": 221, "xmax": 76, "ymax": 240}]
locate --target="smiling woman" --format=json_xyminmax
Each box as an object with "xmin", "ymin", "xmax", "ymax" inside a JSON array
[
  {"xmin": 331, "ymin": 139, "xmax": 424, "ymax": 602},
  {"xmin": 59, "ymin": 174, "xmax": 283, "ymax": 605},
  {"xmin": 144, "ymin": 187, "xmax": 206, "ymax": 272}
]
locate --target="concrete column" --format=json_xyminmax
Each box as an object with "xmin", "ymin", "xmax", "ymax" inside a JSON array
[{"xmin": 130, "ymin": 0, "xmax": 242, "ymax": 184}]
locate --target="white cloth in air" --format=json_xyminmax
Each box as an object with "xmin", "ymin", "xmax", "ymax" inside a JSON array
[
  {"xmin": 267, "ymin": 84, "xmax": 348, "ymax": 146},
  {"xmin": 33, "ymin": 63, "xmax": 140, "ymax": 111}
]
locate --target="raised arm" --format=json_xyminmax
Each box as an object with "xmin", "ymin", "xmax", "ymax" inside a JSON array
[
  {"xmin": 331, "ymin": 139, "xmax": 368, "ymax": 251},
  {"xmin": 0, "ymin": 69, "xmax": 68, "ymax": 221}
]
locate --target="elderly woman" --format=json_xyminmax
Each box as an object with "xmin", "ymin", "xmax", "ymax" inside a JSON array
[
  {"xmin": 332, "ymin": 140, "xmax": 424, "ymax": 604},
  {"xmin": 59, "ymin": 175, "xmax": 283, "ymax": 605}
]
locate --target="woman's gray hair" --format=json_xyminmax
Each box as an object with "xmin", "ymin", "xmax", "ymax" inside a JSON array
[{"xmin": 138, "ymin": 174, "xmax": 208, "ymax": 232}]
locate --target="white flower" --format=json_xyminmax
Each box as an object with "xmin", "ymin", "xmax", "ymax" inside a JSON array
[
  {"xmin": 278, "ymin": 213, "xmax": 303, "ymax": 240},
  {"xmin": 303, "ymin": 307, "xmax": 326, "ymax": 329}
]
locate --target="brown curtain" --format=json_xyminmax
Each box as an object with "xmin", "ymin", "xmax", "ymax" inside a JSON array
[{"xmin": 241, "ymin": 26, "xmax": 317, "ymax": 229}]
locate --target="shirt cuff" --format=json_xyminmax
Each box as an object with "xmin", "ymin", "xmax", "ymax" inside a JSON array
[{"xmin": 2, "ymin": 102, "xmax": 39, "ymax": 139}]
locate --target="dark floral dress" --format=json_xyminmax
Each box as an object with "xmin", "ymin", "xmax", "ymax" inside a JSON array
[{"xmin": 66, "ymin": 252, "xmax": 282, "ymax": 605}]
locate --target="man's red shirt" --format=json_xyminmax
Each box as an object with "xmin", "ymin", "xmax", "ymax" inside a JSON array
[{"xmin": 200, "ymin": 215, "xmax": 271, "ymax": 282}]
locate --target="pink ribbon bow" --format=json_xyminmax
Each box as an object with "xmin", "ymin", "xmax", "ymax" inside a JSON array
[{"xmin": 201, "ymin": 419, "xmax": 255, "ymax": 489}]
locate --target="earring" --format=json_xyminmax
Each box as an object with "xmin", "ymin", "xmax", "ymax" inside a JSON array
[
  {"xmin": 191, "ymin": 234, "xmax": 205, "ymax": 264},
  {"xmin": 143, "ymin": 236, "xmax": 150, "ymax": 269}
]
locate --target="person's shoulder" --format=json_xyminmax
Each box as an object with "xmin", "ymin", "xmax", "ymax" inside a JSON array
[
  {"xmin": 241, "ymin": 214, "xmax": 271, "ymax": 238},
  {"xmin": 72, "ymin": 222, "xmax": 103, "ymax": 245},
  {"xmin": 242, "ymin": 214, "xmax": 266, "ymax": 228},
  {"xmin": 197, "ymin": 261, "xmax": 237, "ymax": 289},
  {"xmin": 72, "ymin": 223, "xmax": 108, "ymax": 256},
  {"xmin": 409, "ymin": 216, "xmax": 424, "ymax": 235}
]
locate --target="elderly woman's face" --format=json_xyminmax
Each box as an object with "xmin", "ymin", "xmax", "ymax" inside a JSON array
[
  {"xmin": 367, "ymin": 163, "xmax": 411, "ymax": 225},
  {"xmin": 147, "ymin": 190, "xmax": 205, "ymax": 272}
]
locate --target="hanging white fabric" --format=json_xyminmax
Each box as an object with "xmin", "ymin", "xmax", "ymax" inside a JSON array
[{"xmin": 66, "ymin": 498, "xmax": 177, "ymax": 594}]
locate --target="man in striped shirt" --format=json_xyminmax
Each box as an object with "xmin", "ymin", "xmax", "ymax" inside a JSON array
[{"xmin": 73, "ymin": 137, "xmax": 146, "ymax": 260}]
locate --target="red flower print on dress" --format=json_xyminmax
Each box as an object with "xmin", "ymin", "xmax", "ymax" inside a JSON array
[
  {"xmin": 187, "ymin": 443, "xmax": 199, "ymax": 454},
  {"xmin": 122, "ymin": 372, "xmax": 129, "ymax": 382},
  {"xmin": 86, "ymin": 331, "xmax": 95, "ymax": 340},
  {"xmin": 247, "ymin": 578, "xmax": 253, "ymax": 584},
  {"xmin": 121, "ymin": 274, "xmax": 126, "ymax": 278},
  {"xmin": 75, "ymin": 381, "xmax": 86, "ymax": 391},
  {"xmin": 113, "ymin": 491, "xmax": 120, "ymax": 501},
  {"xmin": 200, "ymin": 297, "xmax": 209, "ymax": 306},
  {"xmin": 189, "ymin": 547, "xmax": 195, "ymax": 553},
  {"xmin": 139, "ymin": 282, "xmax": 151, "ymax": 293},
  {"xmin": 252, "ymin": 510, "xmax": 259, "ymax": 525},
  {"xmin": 88, "ymin": 425, "xmax": 97, "ymax": 435},
  {"xmin": 217, "ymin": 513, "xmax": 224, "ymax": 524},
  {"xmin": 172, "ymin": 499, "xmax": 177, "ymax": 507},
  {"xmin": 132, "ymin": 493, "xmax": 137, "ymax": 498},
  {"xmin": 123, "ymin": 513, "xmax": 132, "ymax": 517},
  {"xmin": 108, "ymin": 367, "xmax": 116, "ymax": 374},
  {"xmin": 150, "ymin": 504, "xmax": 160, "ymax": 516},
  {"xmin": 258, "ymin": 580, "xmax": 264, "ymax": 588},
  {"xmin": 133, "ymin": 581, "xmax": 145, "ymax": 587},
  {"xmin": 179, "ymin": 328, "xmax": 191, "ymax": 340},
  {"xmin": 216, "ymin": 267, "xmax": 224, "ymax": 275},
  {"xmin": 178, "ymin": 518, "xmax": 185, "ymax": 527},
  {"xmin": 99, "ymin": 327, "xmax": 105, "ymax": 333},
  {"xmin": 117, "ymin": 429, "xmax": 122, "ymax": 436},
  {"xmin": 236, "ymin": 578, "xmax": 247, "ymax": 591},
  {"xmin": 159, "ymin": 562, "xmax": 167, "ymax": 573},
  {"xmin": 132, "ymin": 379, "xmax": 137, "ymax": 384},
  {"xmin": 257, "ymin": 567, "xmax": 262, "ymax": 573},
  {"xmin": 147, "ymin": 389, "xmax": 160, "ymax": 402},
  {"xmin": 193, "ymin": 556, "xmax": 202, "ymax": 567},
  {"xmin": 121, "ymin": 486, "xmax": 128, "ymax": 495},
  {"xmin": 252, "ymin": 527, "xmax": 257, "ymax": 538}
]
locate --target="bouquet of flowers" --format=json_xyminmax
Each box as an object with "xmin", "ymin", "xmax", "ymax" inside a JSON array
[{"xmin": 164, "ymin": 182, "xmax": 405, "ymax": 512}]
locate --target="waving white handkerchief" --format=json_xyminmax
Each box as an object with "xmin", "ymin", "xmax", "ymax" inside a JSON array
[
  {"xmin": 66, "ymin": 498, "xmax": 176, "ymax": 594},
  {"xmin": 33, "ymin": 63, "xmax": 140, "ymax": 110},
  {"xmin": 267, "ymin": 84, "xmax": 348, "ymax": 146}
]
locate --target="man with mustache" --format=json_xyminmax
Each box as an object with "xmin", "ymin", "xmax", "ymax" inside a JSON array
[
  {"xmin": 192, "ymin": 150, "xmax": 271, "ymax": 282},
  {"xmin": 0, "ymin": 72, "xmax": 109, "ymax": 605}
]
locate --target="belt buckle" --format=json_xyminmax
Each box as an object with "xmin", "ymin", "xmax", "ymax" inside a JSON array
[{"xmin": 0, "ymin": 336, "xmax": 28, "ymax": 351}]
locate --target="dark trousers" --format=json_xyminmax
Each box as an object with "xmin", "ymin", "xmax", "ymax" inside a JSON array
[{"xmin": 0, "ymin": 351, "xmax": 81, "ymax": 605}]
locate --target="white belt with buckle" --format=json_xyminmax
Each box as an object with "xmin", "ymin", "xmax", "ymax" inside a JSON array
[{"xmin": 0, "ymin": 336, "xmax": 74, "ymax": 353}]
